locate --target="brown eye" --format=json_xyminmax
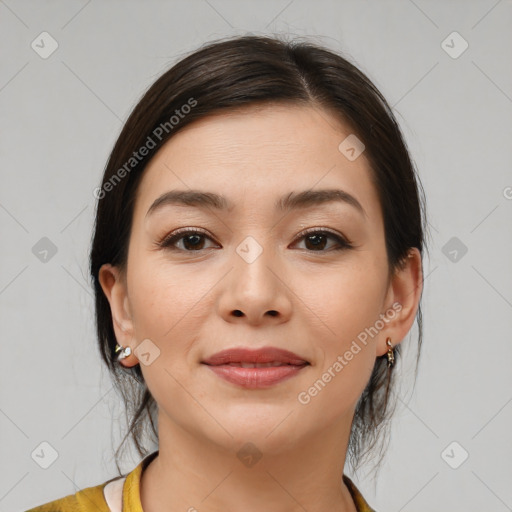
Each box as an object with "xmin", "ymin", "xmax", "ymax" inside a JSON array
[
  {"xmin": 158, "ymin": 228, "xmax": 353, "ymax": 253},
  {"xmin": 159, "ymin": 229, "xmax": 218, "ymax": 251},
  {"xmin": 293, "ymin": 229, "xmax": 353, "ymax": 252}
]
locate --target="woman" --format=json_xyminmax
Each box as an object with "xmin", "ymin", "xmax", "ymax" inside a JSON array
[{"xmin": 27, "ymin": 34, "xmax": 426, "ymax": 512}]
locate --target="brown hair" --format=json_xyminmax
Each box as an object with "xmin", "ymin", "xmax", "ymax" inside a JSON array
[{"xmin": 89, "ymin": 34, "xmax": 428, "ymax": 476}]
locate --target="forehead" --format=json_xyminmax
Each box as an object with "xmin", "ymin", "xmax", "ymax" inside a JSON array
[{"xmin": 133, "ymin": 103, "xmax": 380, "ymax": 221}]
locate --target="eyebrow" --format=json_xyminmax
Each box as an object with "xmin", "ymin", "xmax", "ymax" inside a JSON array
[{"xmin": 146, "ymin": 188, "xmax": 367, "ymax": 219}]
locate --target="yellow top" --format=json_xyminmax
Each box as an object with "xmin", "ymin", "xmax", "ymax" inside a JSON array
[{"xmin": 26, "ymin": 451, "xmax": 376, "ymax": 512}]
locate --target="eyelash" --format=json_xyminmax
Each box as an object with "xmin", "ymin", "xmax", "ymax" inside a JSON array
[{"xmin": 157, "ymin": 227, "xmax": 354, "ymax": 253}]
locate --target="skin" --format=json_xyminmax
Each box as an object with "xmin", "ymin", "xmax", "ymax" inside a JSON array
[{"xmin": 99, "ymin": 103, "xmax": 423, "ymax": 512}]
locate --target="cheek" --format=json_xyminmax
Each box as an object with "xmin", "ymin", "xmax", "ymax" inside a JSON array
[
  {"xmin": 295, "ymin": 267, "xmax": 382, "ymax": 410},
  {"xmin": 127, "ymin": 255, "xmax": 220, "ymax": 378},
  {"xmin": 295, "ymin": 260, "xmax": 384, "ymax": 400},
  {"xmin": 297, "ymin": 258, "xmax": 386, "ymax": 339},
  {"xmin": 129, "ymin": 252, "xmax": 203, "ymax": 332},
  {"xmin": 129, "ymin": 261, "xmax": 208, "ymax": 420},
  {"xmin": 296, "ymin": 347, "xmax": 375, "ymax": 428}
]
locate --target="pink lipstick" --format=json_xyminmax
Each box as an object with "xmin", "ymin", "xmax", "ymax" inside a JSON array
[{"xmin": 202, "ymin": 347, "xmax": 309, "ymax": 389}]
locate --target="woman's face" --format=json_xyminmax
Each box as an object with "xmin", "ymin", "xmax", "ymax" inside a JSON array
[{"xmin": 100, "ymin": 103, "xmax": 421, "ymax": 455}]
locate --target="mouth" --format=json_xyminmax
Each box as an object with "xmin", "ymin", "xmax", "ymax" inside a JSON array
[
  {"xmin": 220, "ymin": 361, "xmax": 302, "ymax": 368},
  {"xmin": 201, "ymin": 347, "xmax": 310, "ymax": 389},
  {"xmin": 202, "ymin": 346, "xmax": 309, "ymax": 366}
]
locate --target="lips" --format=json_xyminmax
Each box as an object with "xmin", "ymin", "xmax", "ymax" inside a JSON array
[
  {"xmin": 201, "ymin": 347, "xmax": 309, "ymax": 389},
  {"xmin": 201, "ymin": 347, "xmax": 309, "ymax": 366}
]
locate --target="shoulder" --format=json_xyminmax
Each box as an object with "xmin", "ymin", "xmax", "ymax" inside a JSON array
[{"xmin": 24, "ymin": 482, "xmax": 110, "ymax": 512}]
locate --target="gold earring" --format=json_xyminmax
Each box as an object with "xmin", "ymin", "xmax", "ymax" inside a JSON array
[{"xmin": 386, "ymin": 337, "xmax": 395, "ymax": 368}]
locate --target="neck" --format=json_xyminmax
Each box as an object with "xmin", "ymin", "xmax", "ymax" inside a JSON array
[{"xmin": 140, "ymin": 412, "xmax": 358, "ymax": 512}]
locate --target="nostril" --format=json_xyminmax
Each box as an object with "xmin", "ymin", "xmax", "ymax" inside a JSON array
[{"xmin": 233, "ymin": 310, "xmax": 243, "ymax": 317}]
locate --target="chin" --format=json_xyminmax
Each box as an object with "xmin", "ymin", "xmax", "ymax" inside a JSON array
[{"xmin": 207, "ymin": 408, "xmax": 305, "ymax": 455}]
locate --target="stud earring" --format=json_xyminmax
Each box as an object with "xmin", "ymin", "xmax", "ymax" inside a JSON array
[{"xmin": 115, "ymin": 343, "xmax": 132, "ymax": 361}]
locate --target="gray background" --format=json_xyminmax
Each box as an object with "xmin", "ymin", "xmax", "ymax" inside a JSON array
[{"xmin": 1, "ymin": 1, "xmax": 511, "ymax": 510}]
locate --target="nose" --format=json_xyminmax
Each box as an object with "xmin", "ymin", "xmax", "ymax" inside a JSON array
[{"xmin": 217, "ymin": 238, "xmax": 293, "ymax": 326}]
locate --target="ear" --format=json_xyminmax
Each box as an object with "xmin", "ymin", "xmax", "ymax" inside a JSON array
[
  {"xmin": 377, "ymin": 247, "xmax": 423, "ymax": 357},
  {"xmin": 98, "ymin": 263, "xmax": 139, "ymax": 368}
]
